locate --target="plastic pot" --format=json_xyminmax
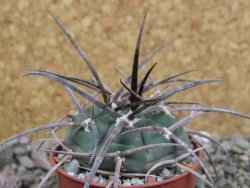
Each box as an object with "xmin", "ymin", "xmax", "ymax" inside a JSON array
[{"xmin": 50, "ymin": 143, "xmax": 202, "ymax": 188}]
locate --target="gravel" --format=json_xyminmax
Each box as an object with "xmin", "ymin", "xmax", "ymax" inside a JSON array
[
  {"xmin": 0, "ymin": 138, "xmax": 56, "ymax": 188},
  {"xmin": 196, "ymin": 133, "xmax": 250, "ymax": 188},
  {"xmin": 0, "ymin": 134, "xmax": 249, "ymax": 188}
]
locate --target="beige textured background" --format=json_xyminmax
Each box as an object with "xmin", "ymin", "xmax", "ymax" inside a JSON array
[{"xmin": 1, "ymin": 0, "xmax": 250, "ymax": 140}]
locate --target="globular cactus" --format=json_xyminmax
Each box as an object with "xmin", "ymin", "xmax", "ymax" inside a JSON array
[
  {"xmin": 1, "ymin": 10, "xmax": 250, "ymax": 188},
  {"xmin": 65, "ymin": 106, "xmax": 191, "ymax": 173},
  {"xmin": 60, "ymin": 10, "xmax": 191, "ymax": 174}
]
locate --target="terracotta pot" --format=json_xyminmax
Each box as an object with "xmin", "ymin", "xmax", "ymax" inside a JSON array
[{"xmin": 50, "ymin": 143, "xmax": 202, "ymax": 188}]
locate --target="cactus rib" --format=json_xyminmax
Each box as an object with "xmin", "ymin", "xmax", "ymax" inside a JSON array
[{"xmin": 83, "ymin": 119, "xmax": 129, "ymax": 188}]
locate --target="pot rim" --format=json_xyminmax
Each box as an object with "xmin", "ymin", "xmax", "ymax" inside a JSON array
[{"xmin": 50, "ymin": 142, "xmax": 202, "ymax": 188}]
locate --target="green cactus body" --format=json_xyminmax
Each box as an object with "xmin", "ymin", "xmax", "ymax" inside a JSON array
[{"xmin": 65, "ymin": 107, "xmax": 191, "ymax": 173}]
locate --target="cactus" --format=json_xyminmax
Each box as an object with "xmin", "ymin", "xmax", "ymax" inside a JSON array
[
  {"xmin": 1, "ymin": 10, "xmax": 250, "ymax": 188},
  {"xmin": 65, "ymin": 106, "xmax": 191, "ymax": 173}
]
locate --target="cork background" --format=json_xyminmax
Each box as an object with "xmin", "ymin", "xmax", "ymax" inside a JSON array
[{"xmin": 1, "ymin": 0, "xmax": 250, "ymax": 140}]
